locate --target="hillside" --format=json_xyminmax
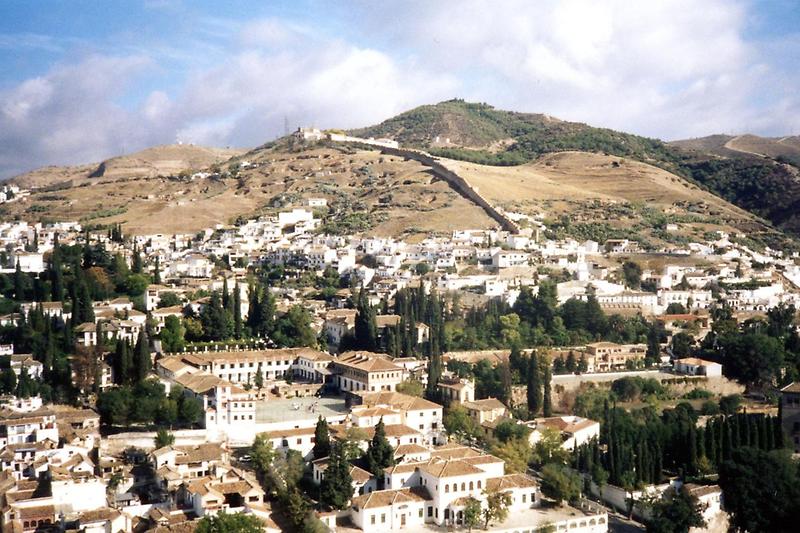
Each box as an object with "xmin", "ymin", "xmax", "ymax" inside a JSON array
[
  {"xmin": 355, "ymin": 100, "xmax": 800, "ymax": 241},
  {"xmin": 0, "ymin": 145, "xmax": 497, "ymax": 237},
  {"xmin": 9, "ymin": 144, "xmax": 244, "ymax": 189},
  {"xmin": 443, "ymin": 151, "xmax": 769, "ymax": 248}
]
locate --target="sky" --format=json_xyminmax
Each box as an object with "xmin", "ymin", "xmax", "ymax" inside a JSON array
[{"xmin": 0, "ymin": 0, "xmax": 799, "ymax": 178}]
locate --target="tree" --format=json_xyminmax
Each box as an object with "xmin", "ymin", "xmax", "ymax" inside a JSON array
[
  {"xmin": 159, "ymin": 315, "xmax": 185, "ymax": 353},
  {"xmin": 622, "ymin": 261, "xmax": 642, "ymax": 289},
  {"xmin": 353, "ymin": 289, "xmax": 378, "ymax": 351},
  {"xmin": 670, "ymin": 332, "xmax": 694, "ymax": 358},
  {"xmin": 272, "ymin": 305, "xmax": 317, "ymax": 348},
  {"xmin": 646, "ymin": 487, "xmax": 706, "ymax": 533},
  {"xmin": 152, "ymin": 256, "xmax": 161, "ymax": 284},
  {"xmin": 133, "ymin": 330, "xmax": 151, "ymax": 382},
  {"xmin": 365, "ymin": 417, "xmax": 395, "ymax": 476},
  {"xmin": 444, "ymin": 405, "xmax": 479, "ymax": 440},
  {"xmin": 195, "ymin": 511, "xmax": 264, "ymax": 533},
  {"xmin": 251, "ymin": 434, "xmax": 276, "ymax": 483},
  {"xmin": 154, "ymin": 428, "xmax": 175, "ymax": 448},
  {"xmin": 540, "ymin": 463, "xmax": 582, "ymax": 505},
  {"xmin": 312, "ymin": 417, "xmax": 331, "ymax": 460},
  {"xmin": 719, "ymin": 394, "xmax": 742, "ymax": 416},
  {"xmin": 233, "ymin": 282, "xmax": 243, "ymax": 339},
  {"xmin": 284, "ymin": 489, "xmax": 311, "ymax": 530},
  {"xmin": 463, "ymin": 497, "xmax": 482, "ymax": 532},
  {"xmin": 319, "ymin": 442, "xmax": 353, "ymax": 510},
  {"xmin": 131, "ymin": 245, "xmax": 143, "ymax": 274},
  {"xmin": 396, "ymin": 379, "xmax": 424, "ymax": 397},
  {"xmin": 542, "ymin": 358, "xmax": 553, "ymax": 417},
  {"xmin": 527, "ymin": 352, "xmax": 542, "ymax": 415},
  {"xmin": 483, "ymin": 487, "xmax": 512, "ymax": 529},
  {"xmin": 720, "ymin": 333, "xmax": 784, "ymax": 389},
  {"xmin": 718, "ymin": 447, "xmax": 800, "ymax": 533},
  {"xmin": 490, "ymin": 438, "xmax": 531, "ymax": 474},
  {"xmin": 157, "ymin": 292, "xmax": 182, "ymax": 308}
]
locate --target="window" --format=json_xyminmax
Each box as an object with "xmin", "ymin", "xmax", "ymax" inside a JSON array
[
  {"xmin": 381, "ymin": 514, "xmax": 386, "ymax": 523},
  {"xmin": 445, "ymin": 484, "xmax": 449, "ymax": 493},
  {"xmin": 522, "ymin": 494, "xmax": 527, "ymax": 503},
  {"xmin": 477, "ymin": 480, "xmax": 481, "ymax": 489},
  {"xmin": 461, "ymin": 482, "xmax": 465, "ymax": 491},
  {"xmin": 419, "ymin": 508, "xmax": 423, "ymax": 518},
  {"xmin": 297, "ymin": 438, "xmax": 302, "ymax": 444},
  {"xmin": 428, "ymin": 506, "xmax": 433, "ymax": 517},
  {"xmin": 469, "ymin": 481, "xmax": 473, "ymax": 490},
  {"xmin": 371, "ymin": 515, "xmax": 375, "ymax": 525}
]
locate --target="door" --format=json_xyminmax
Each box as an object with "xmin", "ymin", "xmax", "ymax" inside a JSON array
[{"xmin": 401, "ymin": 513, "xmax": 406, "ymax": 527}]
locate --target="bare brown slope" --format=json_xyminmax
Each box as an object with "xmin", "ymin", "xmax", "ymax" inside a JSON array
[
  {"xmin": 9, "ymin": 144, "xmax": 245, "ymax": 189},
  {"xmin": 443, "ymin": 151, "xmax": 767, "ymax": 244},
  {"xmin": 2, "ymin": 147, "xmax": 496, "ymax": 237}
]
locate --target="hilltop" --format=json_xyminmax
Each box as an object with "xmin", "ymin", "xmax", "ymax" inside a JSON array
[
  {"xmin": 2, "ymin": 100, "xmax": 798, "ymax": 249},
  {"xmin": 355, "ymin": 100, "xmax": 800, "ymax": 239},
  {"xmin": 9, "ymin": 144, "xmax": 244, "ymax": 189}
]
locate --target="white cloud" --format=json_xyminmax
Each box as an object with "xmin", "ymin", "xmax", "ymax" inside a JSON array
[{"xmin": 1, "ymin": 1, "xmax": 799, "ymax": 177}]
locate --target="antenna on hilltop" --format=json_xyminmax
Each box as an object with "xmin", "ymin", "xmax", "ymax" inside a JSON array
[{"xmin": 284, "ymin": 115, "xmax": 290, "ymax": 137}]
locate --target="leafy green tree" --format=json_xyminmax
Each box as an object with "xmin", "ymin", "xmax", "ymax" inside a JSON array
[
  {"xmin": 312, "ymin": 416, "xmax": 331, "ymax": 460},
  {"xmin": 483, "ymin": 487, "xmax": 512, "ymax": 529},
  {"xmin": 719, "ymin": 447, "xmax": 800, "ymax": 533},
  {"xmin": 463, "ymin": 497, "xmax": 482, "ymax": 532},
  {"xmin": 365, "ymin": 417, "xmax": 395, "ymax": 476},
  {"xmin": 490, "ymin": 438, "xmax": 531, "ymax": 474},
  {"xmin": 720, "ymin": 332, "xmax": 784, "ymax": 389},
  {"xmin": 154, "ymin": 428, "xmax": 175, "ymax": 448},
  {"xmin": 159, "ymin": 315, "xmax": 185, "ymax": 353},
  {"xmin": 319, "ymin": 442, "xmax": 353, "ymax": 510},
  {"xmin": 622, "ymin": 261, "xmax": 642, "ymax": 289},
  {"xmin": 157, "ymin": 292, "xmax": 182, "ymax": 308},
  {"xmin": 396, "ymin": 379, "xmax": 424, "ymax": 397},
  {"xmin": 444, "ymin": 405, "xmax": 479, "ymax": 440},
  {"xmin": 272, "ymin": 305, "xmax": 317, "ymax": 348},
  {"xmin": 541, "ymin": 463, "xmax": 582, "ymax": 505},
  {"xmin": 195, "ymin": 511, "xmax": 264, "ymax": 533},
  {"xmin": 719, "ymin": 394, "xmax": 742, "ymax": 416},
  {"xmin": 647, "ymin": 487, "xmax": 706, "ymax": 533},
  {"xmin": 201, "ymin": 291, "xmax": 232, "ymax": 341},
  {"xmin": 670, "ymin": 332, "xmax": 694, "ymax": 358},
  {"xmin": 251, "ymin": 434, "xmax": 276, "ymax": 483}
]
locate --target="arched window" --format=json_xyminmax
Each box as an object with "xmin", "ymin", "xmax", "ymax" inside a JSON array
[{"xmin": 469, "ymin": 481, "xmax": 474, "ymax": 490}]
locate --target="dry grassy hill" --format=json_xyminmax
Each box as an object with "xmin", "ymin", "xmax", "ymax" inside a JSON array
[
  {"xmin": 442, "ymin": 151, "xmax": 769, "ymax": 246},
  {"xmin": 9, "ymin": 144, "xmax": 244, "ymax": 189},
  {"xmin": 2, "ymin": 146, "xmax": 497, "ymax": 238}
]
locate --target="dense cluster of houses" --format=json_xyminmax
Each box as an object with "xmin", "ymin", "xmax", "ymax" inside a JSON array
[{"xmin": 3, "ymin": 178, "xmax": 798, "ymax": 532}]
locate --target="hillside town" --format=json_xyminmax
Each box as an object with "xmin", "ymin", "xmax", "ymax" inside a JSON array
[{"xmin": 1, "ymin": 153, "xmax": 799, "ymax": 533}]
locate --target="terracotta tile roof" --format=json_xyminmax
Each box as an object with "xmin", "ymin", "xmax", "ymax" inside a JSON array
[
  {"xmin": 356, "ymin": 391, "xmax": 441, "ymax": 412},
  {"xmin": 418, "ymin": 458, "xmax": 485, "ymax": 478},
  {"xmin": 351, "ymin": 486, "xmax": 431, "ymax": 509},
  {"xmin": 486, "ymin": 473, "xmax": 538, "ymax": 491},
  {"xmin": 335, "ymin": 352, "xmax": 404, "ymax": 373},
  {"xmin": 462, "ymin": 398, "xmax": 506, "ymax": 411}
]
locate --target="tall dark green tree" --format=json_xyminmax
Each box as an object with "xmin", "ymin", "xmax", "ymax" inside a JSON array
[
  {"xmin": 131, "ymin": 244, "xmax": 143, "ymax": 274},
  {"xmin": 527, "ymin": 352, "xmax": 542, "ymax": 415},
  {"xmin": 365, "ymin": 417, "xmax": 395, "ymax": 476},
  {"xmin": 354, "ymin": 289, "xmax": 378, "ymax": 351},
  {"xmin": 542, "ymin": 358, "xmax": 553, "ymax": 417},
  {"xmin": 312, "ymin": 416, "xmax": 331, "ymax": 460},
  {"xmin": 319, "ymin": 441, "xmax": 353, "ymax": 510},
  {"xmin": 233, "ymin": 282, "xmax": 243, "ymax": 339},
  {"xmin": 133, "ymin": 331, "xmax": 151, "ymax": 382}
]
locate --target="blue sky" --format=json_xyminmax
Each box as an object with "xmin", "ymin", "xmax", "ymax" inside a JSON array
[{"xmin": 0, "ymin": 0, "xmax": 799, "ymax": 178}]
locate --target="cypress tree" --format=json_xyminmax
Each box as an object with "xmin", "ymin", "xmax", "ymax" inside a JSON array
[
  {"xmin": 153, "ymin": 257, "xmax": 161, "ymax": 284},
  {"xmin": 775, "ymin": 404, "xmax": 785, "ymax": 448},
  {"xmin": 542, "ymin": 358, "xmax": 553, "ymax": 417},
  {"xmin": 749, "ymin": 414, "xmax": 760, "ymax": 449},
  {"xmin": 319, "ymin": 442, "xmax": 353, "ymax": 510},
  {"xmin": 687, "ymin": 425, "xmax": 698, "ymax": 476},
  {"xmin": 722, "ymin": 419, "xmax": 733, "ymax": 461},
  {"xmin": 527, "ymin": 353, "xmax": 541, "ymax": 415},
  {"xmin": 222, "ymin": 278, "xmax": 231, "ymax": 312},
  {"xmin": 365, "ymin": 418, "xmax": 395, "ymax": 476},
  {"xmin": 764, "ymin": 415, "xmax": 775, "ymax": 450},
  {"xmin": 233, "ymin": 282, "xmax": 242, "ymax": 339},
  {"xmin": 51, "ymin": 234, "xmax": 64, "ymax": 302},
  {"xmin": 730, "ymin": 414, "xmax": 740, "ymax": 449},
  {"xmin": 705, "ymin": 419, "xmax": 717, "ymax": 466},
  {"xmin": 13, "ymin": 261, "xmax": 25, "ymax": 301},
  {"xmin": 133, "ymin": 331, "xmax": 151, "ymax": 383},
  {"xmin": 312, "ymin": 416, "xmax": 331, "ymax": 460},
  {"xmin": 132, "ymin": 244, "xmax": 143, "ymax": 274}
]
